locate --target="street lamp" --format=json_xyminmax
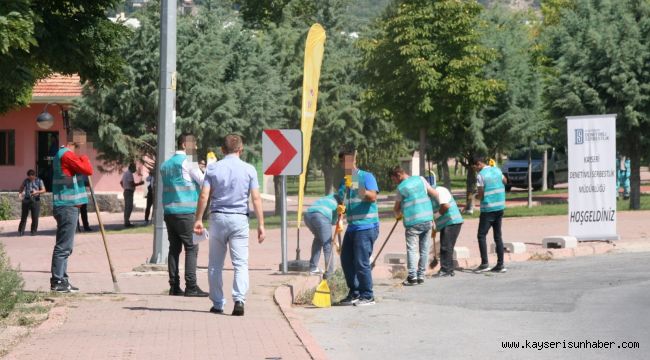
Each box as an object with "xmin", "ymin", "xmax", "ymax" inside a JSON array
[{"xmin": 36, "ymin": 103, "xmax": 70, "ymax": 131}]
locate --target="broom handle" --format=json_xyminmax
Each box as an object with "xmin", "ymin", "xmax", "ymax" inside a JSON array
[
  {"xmin": 87, "ymin": 176, "xmax": 119, "ymax": 285},
  {"xmin": 371, "ymin": 219, "xmax": 399, "ymax": 268}
]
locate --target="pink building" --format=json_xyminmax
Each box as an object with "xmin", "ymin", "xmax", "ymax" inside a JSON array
[{"xmin": 0, "ymin": 74, "xmax": 146, "ymax": 197}]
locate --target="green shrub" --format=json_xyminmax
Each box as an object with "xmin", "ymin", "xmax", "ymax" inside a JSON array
[
  {"xmin": 0, "ymin": 243, "xmax": 24, "ymax": 318},
  {"xmin": 295, "ymin": 268, "xmax": 350, "ymax": 305},
  {"xmin": 0, "ymin": 197, "xmax": 12, "ymax": 221}
]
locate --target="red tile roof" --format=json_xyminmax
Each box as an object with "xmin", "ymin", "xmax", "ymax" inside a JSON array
[{"xmin": 32, "ymin": 74, "xmax": 82, "ymax": 98}]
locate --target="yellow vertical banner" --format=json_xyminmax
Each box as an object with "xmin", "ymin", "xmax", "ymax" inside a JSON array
[{"xmin": 297, "ymin": 24, "xmax": 326, "ymax": 228}]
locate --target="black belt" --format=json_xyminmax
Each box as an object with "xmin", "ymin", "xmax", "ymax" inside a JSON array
[{"xmin": 211, "ymin": 210, "xmax": 249, "ymax": 217}]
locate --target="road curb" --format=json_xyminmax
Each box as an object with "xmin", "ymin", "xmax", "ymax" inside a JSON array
[{"xmin": 273, "ymin": 277, "xmax": 329, "ymax": 360}]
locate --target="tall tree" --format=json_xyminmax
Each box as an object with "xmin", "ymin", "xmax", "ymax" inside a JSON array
[
  {"xmin": 0, "ymin": 0, "xmax": 129, "ymax": 113},
  {"xmin": 543, "ymin": 0, "xmax": 650, "ymax": 209},
  {"xmin": 72, "ymin": 2, "xmax": 284, "ymax": 169},
  {"xmin": 360, "ymin": 0, "xmax": 503, "ymax": 178}
]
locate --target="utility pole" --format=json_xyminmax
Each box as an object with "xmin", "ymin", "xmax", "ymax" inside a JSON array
[{"xmin": 150, "ymin": 0, "xmax": 176, "ymax": 264}]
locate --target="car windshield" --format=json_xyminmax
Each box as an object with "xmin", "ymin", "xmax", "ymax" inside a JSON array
[{"xmin": 508, "ymin": 149, "xmax": 544, "ymax": 161}]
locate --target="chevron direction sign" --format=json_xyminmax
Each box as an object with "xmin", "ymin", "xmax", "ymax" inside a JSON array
[{"xmin": 262, "ymin": 129, "xmax": 303, "ymax": 176}]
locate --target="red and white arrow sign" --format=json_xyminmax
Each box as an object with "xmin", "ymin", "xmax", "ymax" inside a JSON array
[{"xmin": 262, "ymin": 129, "xmax": 303, "ymax": 176}]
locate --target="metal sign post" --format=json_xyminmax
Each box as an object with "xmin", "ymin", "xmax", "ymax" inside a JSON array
[
  {"xmin": 262, "ymin": 129, "xmax": 304, "ymax": 274},
  {"xmin": 281, "ymin": 175, "xmax": 288, "ymax": 274}
]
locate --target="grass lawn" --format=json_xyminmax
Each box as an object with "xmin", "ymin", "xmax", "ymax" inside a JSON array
[{"xmin": 461, "ymin": 194, "xmax": 650, "ymax": 219}]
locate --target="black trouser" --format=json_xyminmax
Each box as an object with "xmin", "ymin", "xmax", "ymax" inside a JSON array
[
  {"xmin": 477, "ymin": 210, "xmax": 504, "ymax": 266},
  {"xmin": 164, "ymin": 213, "xmax": 198, "ymax": 288},
  {"xmin": 439, "ymin": 223, "xmax": 462, "ymax": 273},
  {"xmin": 78, "ymin": 203, "xmax": 90, "ymax": 229},
  {"xmin": 144, "ymin": 191, "xmax": 153, "ymax": 222},
  {"xmin": 18, "ymin": 199, "xmax": 40, "ymax": 234},
  {"xmin": 123, "ymin": 189, "xmax": 134, "ymax": 224}
]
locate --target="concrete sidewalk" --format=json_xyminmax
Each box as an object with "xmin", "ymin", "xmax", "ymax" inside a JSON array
[{"xmin": 0, "ymin": 211, "xmax": 312, "ymax": 360}]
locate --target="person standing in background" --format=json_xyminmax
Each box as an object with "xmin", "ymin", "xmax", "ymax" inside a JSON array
[
  {"xmin": 18, "ymin": 169, "xmax": 46, "ymax": 236},
  {"xmin": 144, "ymin": 173, "xmax": 154, "ymax": 225},
  {"xmin": 120, "ymin": 163, "xmax": 144, "ymax": 227}
]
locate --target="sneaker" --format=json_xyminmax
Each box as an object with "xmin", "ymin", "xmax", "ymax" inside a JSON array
[
  {"xmin": 417, "ymin": 278, "xmax": 424, "ymax": 284},
  {"xmin": 338, "ymin": 295, "xmax": 360, "ymax": 306},
  {"xmin": 184, "ymin": 286, "xmax": 209, "ymax": 297},
  {"xmin": 402, "ymin": 277, "xmax": 417, "ymax": 286},
  {"xmin": 232, "ymin": 301, "xmax": 245, "ymax": 316},
  {"xmin": 490, "ymin": 265, "xmax": 507, "ymax": 273},
  {"xmin": 354, "ymin": 298, "xmax": 376, "ymax": 306},
  {"xmin": 309, "ymin": 268, "xmax": 323, "ymax": 276},
  {"xmin": 169, "ymin": 285, "xmax": 184, "ymax": 296},
  {"xmin": 65, "ymin": 280, "xmax": 80, "ymax": 293},
  {"xmin": 473, "ymin": 264, "xmax": 490, "ymax": 273},
  {"xmin": 50, "ymin": 282, "xmax": 70, "ymax": 293},
  {"xmin": 433, "ymin": 270, "xmax": 455, "ymax": 278},
  {"xmin": 209, "ymin": 307, "xmax": 224, "ymax": 314}
]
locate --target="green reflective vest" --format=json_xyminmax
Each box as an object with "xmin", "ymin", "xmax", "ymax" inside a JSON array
[
  {"xmin": 397, "ymin": 176, "xmax": 433, "ymax": 227},
  {"xmin": 307, "ymin": 194, "xmax": 339, "ymax": 225},
  {"xmin": 431, "ymin": 186, "xmax": 463, "ymax": 230},
  {"xmin": 343, "ymin": 170, "xmax": 379, "ymax": 226},
  {"xmin": 161, "ymin": 154, "xmax": 199, "ymax": 215},
  {"xmin": 479, "ymin": 166, "xmax": 506, "ymax": 212},
  {"xmin": 52, "ymin": 148, "xmax": 88, "ymax": 207}
]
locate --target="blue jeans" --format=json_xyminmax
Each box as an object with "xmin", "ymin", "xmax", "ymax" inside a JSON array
[
  {"xmin": 304, "ymin": 212, "xmax": 334, "ymax": 276},
  {"xmin": 405, "ymin": 221, "xmax": 432, "ymax": 279},
  {"xmin": 340, "ymin": 225, "xmax": 379, "ymax": 300},
  {"xmin": 478, "ymin": 210, "xmax": 504, "ymax": 266},
  {"xmin": 51, "ymin": 206, "xmax": 80, "ymax": 284},
  {"xmin": 208, "ymin": 213, "xmax": 249, "ymax": 310}
]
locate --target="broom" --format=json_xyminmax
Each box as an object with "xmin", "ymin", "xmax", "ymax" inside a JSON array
[
  {"xmin": 371, "ymin": 219, "xmax": 400, "ymax": 269},
  {"xmin": 429, "ymin": 227, "xmax": 439, "ymax": 269},
  {"xmin": 87, "ymin": 176, "xmax": 120, "ymax": 293},
  {"xmin": 312, "ymin": 229, "xmax": 337, "ymax": 308}
]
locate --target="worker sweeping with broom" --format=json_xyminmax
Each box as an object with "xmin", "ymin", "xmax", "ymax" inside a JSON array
[
  {"xmin": 304, "ymin": 194, "xmax": 344, "ymax": 277},
  {"xmin": 388, "ymin": 166, "xmax": 434, "ymax": 286}
]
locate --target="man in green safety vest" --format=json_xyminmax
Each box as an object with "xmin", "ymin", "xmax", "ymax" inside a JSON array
[
  {"xmin": 160, "ymin": 133, "xmax": 208, "ymax": 297},
  {"xmin": 50, "ymin": 141, "xmax": 93, "ymax": 292},
  {"xmin": 389, "ymin": 166, "xmax": 433, "ymax": 285},
  {"xmin": 472, "ymin": 156, "xmax": 507, "ymax": 273},
  {"xmin": 430, "ymin": 185, "xmax": 464, "ymax": 277},
  {"xmin": 337, "ymin": 147, "xmax": 380, "ymax": 306},
  {"xmin": 304, "ymin": 193, "xmax": 343, "ymax": 277}
]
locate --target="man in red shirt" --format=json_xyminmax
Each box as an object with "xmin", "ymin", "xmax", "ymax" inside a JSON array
[{"xmin": 50, "ymin": 141, "xmax": 93, "ymax": 293}]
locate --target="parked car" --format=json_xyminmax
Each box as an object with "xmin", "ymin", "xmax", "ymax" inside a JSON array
[{"xmin": 501, "ymin": 148, "xmax": 568, "ymax": 191}]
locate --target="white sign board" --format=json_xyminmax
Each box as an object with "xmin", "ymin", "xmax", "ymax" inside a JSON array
[
  {"xmin": 567, "ymin": 114, "xmax": 618, "ymax": 240},
  {"xmin": 262, "ymin": 129, "xmax": 303, "ymax": 176}
]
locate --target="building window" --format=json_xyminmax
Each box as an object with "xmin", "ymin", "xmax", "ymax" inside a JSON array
[{"xmin": 0, "ymin": 130, "xmax": 16, "ymax": 165}]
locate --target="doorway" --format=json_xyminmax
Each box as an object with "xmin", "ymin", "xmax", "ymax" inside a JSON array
[{"xmin": 37, "ymin": 131, "xmax": 59, "ymax": 191}]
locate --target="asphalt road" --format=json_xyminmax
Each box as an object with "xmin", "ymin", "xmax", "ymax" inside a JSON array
[{"xmin": 297, "ymin": 251, "xmax": 650, "ymax": 360}]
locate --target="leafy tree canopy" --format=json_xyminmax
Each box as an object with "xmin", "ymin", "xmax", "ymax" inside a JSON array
[{"xmin": 0, "ymin": 0, "xmax": 129, "ymax": 113}]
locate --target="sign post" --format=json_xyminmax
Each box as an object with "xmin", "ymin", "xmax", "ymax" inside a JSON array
[
  {"xmin": 567, "ymin": 114, "xmax": 619, "ymax": 241},
  {"xmin": 263, "ymin": 129, "xmax": 303, "ymax": 273}
]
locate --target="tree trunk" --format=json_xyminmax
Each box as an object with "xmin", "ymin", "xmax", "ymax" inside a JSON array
[
  {"xmin": 464, "ymin": 165, "xmax": 476, "ymax": 214},
  {"xmin": 454, "ymin": 159, "xmax": 459, "ymax": 176},
  {"xmin": 419, "ymin": 127, "xmax": 426, "ymax": 176},
  {"xmin": 542, "ymin": 148, "xmax": 548, "ymax": 191},
  {"xmin": 322, "ymin": 159, "xmax": 335, "ymax": 195},
  {"xmin": 629, "ymin": 141, "xmax": 641, "ymax": 210},
  {"xmin": 274, "ymin": 175, "xmax": 282, "ymax": 215},
  {"xmin": 442, "ymin": 160, "xmax": 452, "ymax": 190},
  {"xmin": 527, "ymin": 146, "xmax": 533, "ymax": 208}
]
